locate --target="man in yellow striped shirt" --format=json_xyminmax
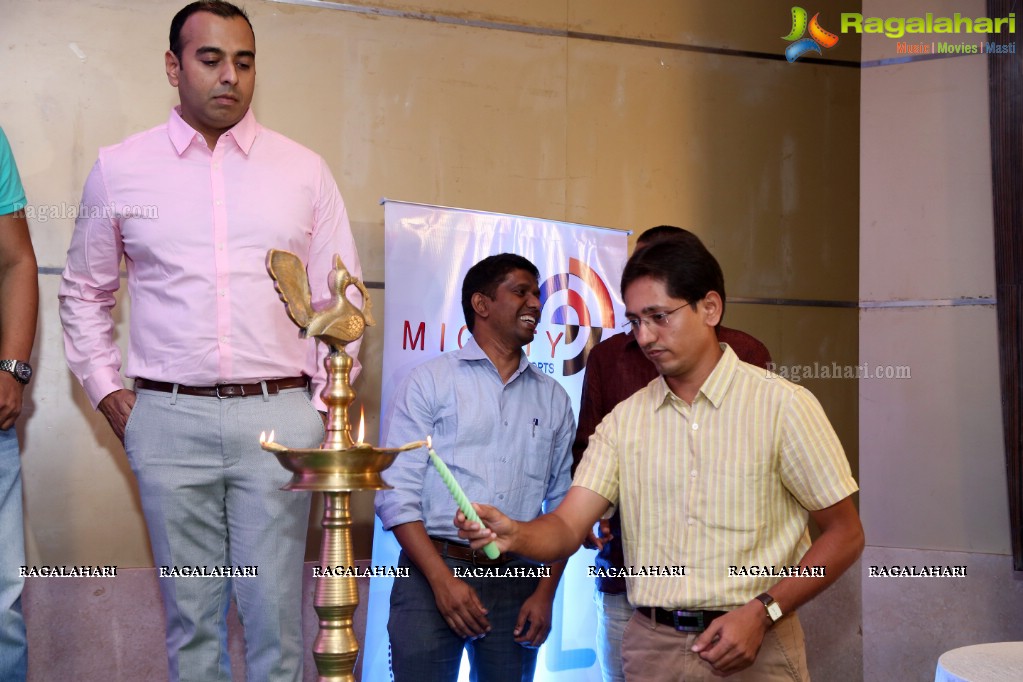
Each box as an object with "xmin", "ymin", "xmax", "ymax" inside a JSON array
[{"xmin": 456, "ymin": 238, "xmax": 864, "ymax": 680}]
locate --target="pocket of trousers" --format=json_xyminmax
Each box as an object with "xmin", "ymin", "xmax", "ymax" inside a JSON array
[{"xmin": 123, "ymin": 393, "xmax": 144, "ymax": 441}]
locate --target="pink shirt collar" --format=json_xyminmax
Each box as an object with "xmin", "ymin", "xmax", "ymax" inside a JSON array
[{"xmin": 167, "ymin": 106, "xmax": 258, "ymax": 155}]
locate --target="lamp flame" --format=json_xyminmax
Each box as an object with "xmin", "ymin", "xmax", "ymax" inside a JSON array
[
  {"xmin": 259, "ymin": 429, "xmax": 275, "ymax": 444},
  {"xmin": 357, "ymin": 407, "xmax": 365, "ymax": 445},
  {"xmin": 427, "ymin": 435, "xmax": 432, "ymax": 450}
]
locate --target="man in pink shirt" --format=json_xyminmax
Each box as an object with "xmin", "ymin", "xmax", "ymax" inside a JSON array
[{"xmin": 58, "ymin": 2, "xmax": 361, "ymax": 680}]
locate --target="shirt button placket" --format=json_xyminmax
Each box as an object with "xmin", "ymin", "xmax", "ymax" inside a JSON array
[{"xmin": 211, "ymin": 147, "xmax": 231, "ymax": 378}]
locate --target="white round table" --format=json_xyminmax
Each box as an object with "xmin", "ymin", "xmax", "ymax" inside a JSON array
[{"xmin": 935, "ymin": 642, "xmax": 1023, "ymax": 681}]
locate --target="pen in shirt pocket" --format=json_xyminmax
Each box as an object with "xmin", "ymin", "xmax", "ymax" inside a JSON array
[{"xmin": 532, "ymin": 418, "xmax": 539, "ymax": 437}]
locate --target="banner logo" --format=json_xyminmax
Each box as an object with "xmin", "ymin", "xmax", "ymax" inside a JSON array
[
  {"xmin": 539, "ymin": 258, "xmax": 617, "ymax": 376},
  {"xmin": 783, "ymin": 7, "xmax": 839, "ymax": 62}
]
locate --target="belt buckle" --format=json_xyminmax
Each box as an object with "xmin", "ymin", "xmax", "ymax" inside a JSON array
[
  {"xmin": 471, "ymin": 548, "xmax": 499, "ymax": 566},
  {"xmin": 671, "ymin": 610, "xmax": 705, "ymax": 633},
  {"xmin": 215, "ymin": 384, "xmax": 231, "ymax": 399}
]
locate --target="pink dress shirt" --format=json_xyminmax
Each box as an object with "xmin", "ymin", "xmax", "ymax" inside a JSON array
[{"xmin": 59, "ymin": 107, "xmax": 362, "ymax": 410}]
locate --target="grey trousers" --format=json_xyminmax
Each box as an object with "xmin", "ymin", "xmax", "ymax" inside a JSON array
[{"xmin": 125, "ymin": 386, "xmax": 323, "ymax": 682}]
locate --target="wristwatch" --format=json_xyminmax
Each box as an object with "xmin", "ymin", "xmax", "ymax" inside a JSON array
[
  {"xmin": 755, "ymin": 592, "xmax": 783, "ymax": 623},
  {"xmin": 0, "ymin": 359, "xmax": 32, "ymax": 385}
]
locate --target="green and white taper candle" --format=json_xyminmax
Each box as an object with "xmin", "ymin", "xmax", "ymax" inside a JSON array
[{"xmin": 426, "ymin": 436, "xmax": 500, "ymax": 560}]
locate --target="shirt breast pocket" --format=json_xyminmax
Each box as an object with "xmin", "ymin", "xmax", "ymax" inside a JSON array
[
  {"xmin": 519, "ymin": 425, "xmax": 556, "ymax": 486},
  {"xmin": 496, "ymin": 425, "xmax": 557, "ymax": 510},
  {"xmin": 702, "ymin": 459, "xmax": 770, "ymax": 536}
]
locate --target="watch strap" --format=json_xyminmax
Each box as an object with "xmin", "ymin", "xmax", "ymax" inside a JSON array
[
  {"xmin": 0, "ymin": 359, "xmax": 31, "ymax": 384},
  {"xmin": 755, "ymin": 592, "xmax": 783, "ymax": 622}
]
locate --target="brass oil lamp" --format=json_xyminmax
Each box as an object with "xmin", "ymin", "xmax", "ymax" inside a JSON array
[{"xmin": 261, "ymin": 250, "xmax": 422, "ymax": 681}]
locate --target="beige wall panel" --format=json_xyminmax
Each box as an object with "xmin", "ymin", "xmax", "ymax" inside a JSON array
[
  {"xmin": 568, "ymin": 0, "xmax": 860, "ymax": 63},
  {"xmin": 860, "ymin": 55, "xmax": 994, "ymax": 301},
  {"xmin": 275, "ymin": 0, "xmax": 570, "ymax": 30},
  {"xmin": 564, "ymin": 41, "xmax": 860, "ymax": 302},
  {"xmin": 722, "ymin": 302, "xmax": 784, "ymax": 370},
  {"xmin": 267, "ymin": 0, "xmax": 862, "ymax": 63},
  {"xmin": 858, "ymin": 0, "xmax": 1004, "ymax": 558},
  {"xmin": 859, "ymin": 305, "xmax": 1006, "ymax": 553}
]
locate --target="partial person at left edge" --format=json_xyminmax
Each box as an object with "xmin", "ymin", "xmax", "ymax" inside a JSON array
[
  {"xmin": 57, "ymin": 2, "xmax": 363, "ymax": 680},
  {"xmin": 0, "ymin": 126, "xmax": 39, "ymax": 682}
]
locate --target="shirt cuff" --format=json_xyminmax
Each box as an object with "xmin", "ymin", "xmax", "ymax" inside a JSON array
[
  {"xmin": 378, "ymin": 511, "xmax": 423, "ymax": 532},
  {"xmin": 84, "ymin": 369, "xmax": 127, "ymax": 410}
]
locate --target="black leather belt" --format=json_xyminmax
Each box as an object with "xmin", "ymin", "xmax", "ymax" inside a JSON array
[
  {"xmin": 134, "ymin": 377, "xmax": 308, "ymax": 399},
  {"xmin": 637, "ymin": 607, "xmax": 728, "ymax": 633},
  {"xmin": 430, "ymin": 537, "xmax": 512, "ymax": 566}
]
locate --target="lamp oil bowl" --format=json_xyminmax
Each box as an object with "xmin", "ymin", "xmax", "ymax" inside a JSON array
[{"xmin": 261, "ymin": 430, "xmax": 424, "ymax": 492}]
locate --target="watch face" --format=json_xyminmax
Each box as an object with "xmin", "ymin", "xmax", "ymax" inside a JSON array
[
  {"xmin": 767, "ymin": 602, "xmax": 783, "ymax": 621},
  {"xmin": 13, "ymin": 362, "xmax": 31, "ymax": 383}
]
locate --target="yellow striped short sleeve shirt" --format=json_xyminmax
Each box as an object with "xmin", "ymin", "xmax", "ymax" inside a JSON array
[{"xmin": 572, "ymin": 344, "xmax": 858, "ymax": 610}]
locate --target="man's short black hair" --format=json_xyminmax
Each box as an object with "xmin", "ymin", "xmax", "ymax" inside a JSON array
[
  {"xmin": 170, "ymin": 1, "xmax": 253, "ymax": 61},
  {"xmin": 461, "ymin": 254, "xmax": 540, "ymax": 333},
  {"xmin": 621, "ymin": 237, "xmax": 726, "ymax": 318},
  {"xmin": 636, "ymin": 225, "xmax": 707, "ymax": 250}
]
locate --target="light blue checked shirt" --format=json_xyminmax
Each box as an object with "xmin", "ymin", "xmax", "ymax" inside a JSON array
[{"xmin": 376, "ymin": 338, "xmax": 575, "ymax": 542}]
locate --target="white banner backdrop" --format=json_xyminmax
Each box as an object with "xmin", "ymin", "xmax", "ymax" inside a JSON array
[{"xmin": 363, "ymin": 200, "xmax": 628, "ymax": 682}]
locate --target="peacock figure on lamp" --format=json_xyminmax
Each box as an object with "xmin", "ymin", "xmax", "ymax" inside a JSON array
[
  {"xmin": 269, "ymin": 250, "xmax": 374, "ymax": 349},
  {"xmin": 266, "ymin": 249, "xmax": 373, "ymax": 453},
  {"xmin": 261, "ymin": 249, "xmax": 423, "ymax": 682}
]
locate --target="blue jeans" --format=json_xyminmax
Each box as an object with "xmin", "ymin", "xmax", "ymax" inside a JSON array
[
  {"xmin": 388, "ymin": 550, "xmax": 540, "ymax": 682},
  {"xmin": 594, "ymin": 590, "xmax": 629, "ymax": 682},
  {"xmin": 0, "ymin": 427, "xmax": 27, "ymax": 681},
  {"xmin": 125, "ymin": 387, "xmax": 322, "ymax": 682}
]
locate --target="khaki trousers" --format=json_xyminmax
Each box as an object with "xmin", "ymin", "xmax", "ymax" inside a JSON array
[{"xmin": 621, "ymin": 610, "xmax": 810, "ymax": 681}]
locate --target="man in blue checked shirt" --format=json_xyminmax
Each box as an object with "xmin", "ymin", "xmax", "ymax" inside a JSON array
[{"xmin": 376, "ymin": 253, "xmax": 574, "ymax": 682}]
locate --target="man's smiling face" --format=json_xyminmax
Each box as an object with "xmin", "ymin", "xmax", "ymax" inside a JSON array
[{"xmin": 486, "ymin": 268, "xmax": 542, "ymax": 347}]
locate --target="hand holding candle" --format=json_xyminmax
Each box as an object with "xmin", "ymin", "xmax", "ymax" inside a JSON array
[{"xmin": 426, "ymin": 436, "xmax": 500, "ymax": 560}]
